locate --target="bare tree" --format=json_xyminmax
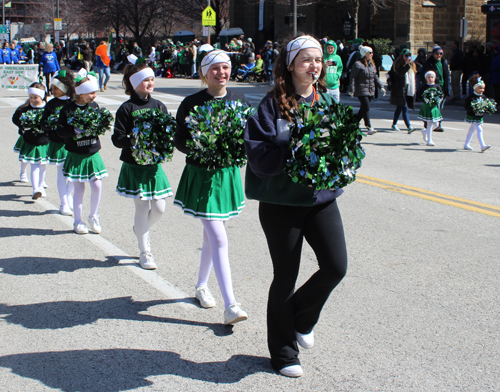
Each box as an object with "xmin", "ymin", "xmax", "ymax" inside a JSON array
[
  {"xmin": 177, "ymin": 0, "xmax": 230, "ymax": 37},
  {"xmin": 36, "ymin": 0, "xmax": 86, "ymax": 44},
  {"xmin": 86, "ymin": 0, "xmax": 126, "ymax": 42}
]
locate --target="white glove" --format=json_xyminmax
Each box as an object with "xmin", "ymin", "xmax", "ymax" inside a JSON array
[
  {"xmin": 381, "ymin": 88, "xmax": 387, "ymax": 96},
  {"xmin": 349, "ymin": 92, "xmax": 354, "ymax": 98}
]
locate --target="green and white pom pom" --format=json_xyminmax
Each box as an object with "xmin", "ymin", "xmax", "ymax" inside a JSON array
[
  {"xmin": 471, "ymin": 97, "xmax": 497, "ymax": 115},
  {"xmin": 45, "ymin": 107, "xmax": 62, "ymax": 131},
  {"xmin": 185, "ymin": 100, "xmax": 255, "ymax": 169},
  {"xmin": 131, "ymin": 108, "xmax": 176, "ymax": 165},
  {"xmin": 284, "ymin": 100, "xmax": 365, "ymax": 190},
  {"xmin": 422, "ymin": 88, "xmax": 443, "ymax": 106},
  {"xmin": 68, "ymin": 107, "xmax": 114, "ymax": 140},
  {"xmin": 20, "ymin": 110, "xmax": 44, "ymax": 133}
]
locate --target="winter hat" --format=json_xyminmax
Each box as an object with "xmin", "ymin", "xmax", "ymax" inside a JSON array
[
  {"xmin": 432, "ymin": 45, "xmax": 443, "ymax": 53},
  {"xmin": 401, "ymin": 49, "xmax": 411, "ymax": 57},
  {"xmin": 359, "ymin": 45, "xmax": 373, "ymax": 57}
]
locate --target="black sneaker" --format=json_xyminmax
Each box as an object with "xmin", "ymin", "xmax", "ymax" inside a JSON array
[{"xmin": 433, "ymin": 127, "xmax": 444, "ymax": 132}]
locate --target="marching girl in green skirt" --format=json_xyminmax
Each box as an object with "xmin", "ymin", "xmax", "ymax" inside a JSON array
[
  {"xmin": 463, "ymin": 76, "xmax": 492, "ymax": 152},
  {"xmin": 12, "ymin": 82, "xmax": 49, "ymax": 199},
  {"xmin": 112, "ymin": 56, "xmax": 173, "ymax": 270},
  {"xmin": 41, "ymin": 69, "xmax": 76, "ymax": 215},
  {"xmin": 56, "ymin": 71, "xmax": 108, "ymax": 234},
  {"xmin": 13, "ymin": 133, "xmax": 28, "ymax": 183},
  {"xmin": 174, "ymin": 50, "xmax": 248, "ymax": 325},
  {"xmin": 417, "ymin": 71, "xmax": 443, "ymax": 147}
]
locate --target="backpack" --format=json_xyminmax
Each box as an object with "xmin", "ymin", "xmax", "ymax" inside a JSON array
[{"xmin": 387, "ymin": 67, "xmax": 395, "ymax": 91}]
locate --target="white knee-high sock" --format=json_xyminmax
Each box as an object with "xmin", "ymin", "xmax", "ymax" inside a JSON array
[
  {"xmin": 39, "ymin": 165, "xmax": 46, "ymax": 189},
  {"xmin": 200, "ymin": 219, "xmax": 236, "ymax": 309},
  {"xmin": 134, "ymin": 199, "xmax": 151, "ymax": 253},
  {"xmin": 148, "ymin": 199, "xmax": 166, "ymax": 229},
  {"xmin": 30, "ymin": 164, "xmax": 40, "ymax": 192},
  {"xmin": 426, "ymin": 121, "xmax": 437, "ymax": 144},
  {"xmin": 67, "ymin": 181, "xmax": 74, "ymax": 209},
  {"xmin": 465, "ymin": 124, "xmax": 476, "ymax": 147},
  {"xmin": 56, "ymin": 165, "xmax": 69, "ymax": 207},
  {"xmin": 20, "ymin": 161, "xmax": 28, "ymax": 177},
  {"xmin": 476, "ymin": 124, "xmax": 487, "ymax": 149},
  {"xmin": 89, "ymin": 179, "xmax": 102, "ymax": 217},
  {"xmin": 73, "ymin": 182, "xmax": 85, "ymax": 223},
  {"xmin": 198, "ymin": 228, "xmax": 213, "ymax": 287}
]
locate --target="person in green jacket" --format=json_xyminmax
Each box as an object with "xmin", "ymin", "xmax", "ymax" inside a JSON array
[{"xmin": 324, "ymin": 40, "xmax": 343, "ymax": 103}]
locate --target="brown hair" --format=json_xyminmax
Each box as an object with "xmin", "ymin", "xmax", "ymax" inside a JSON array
[
  {"xmin": 122, "ymin": 62, "xmax": 151, "ymax": 95},
  {"xmin": 52, "ymin": 68, "xmax": 76, "ymax": 100},
  {"xmin": 271, "ymin": 39, "xmax": 326, "ymax": 121},
  {"xmin": 468, "ymin": 74, "xmax": 483, "ymax": 87},
  {"xmin": 393, "ymin": 54, "xmax": 417, "ymax": 73}
]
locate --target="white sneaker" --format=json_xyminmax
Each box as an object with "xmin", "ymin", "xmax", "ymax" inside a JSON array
[
  {"xmin": 40, "ymin": 189, "xmax": 47, "ymax": 198},
  {"xmin": 426, "ymin": 141, "xmax": 435, "ymax": 147},
  {"xmin": 195, "ymin": 285, "xmax": 216, "ymax": 308},
  {"xmin": 32, "ymin": 190, "xmax": 42, "ymax": 200},
  {"xmin": 224, "ymin": 303, "xmax": 248, "ymax": 325},
  {"xmin": 464, "ymin": 145, "xmax": 473, "ymax": 150},
  {"xmin": 367, "ymin": 128, "xmax": 377, "ymax": 135},
  {"xmin": 59, "ymin": 205, "xmax": 73, "ymax": 216},
  {"xmin": 20, "ymin": 174, "xmax": 29, "ymax": 183},
  {"xmin": 481, "ymin": 145, "xmax": 491, "ymax": 152},
  {"xmin": 279, "ymin": 365, "xmax": 303, "ymax": 378},
  {"xmin": 73, "ymin": 222, "xmax": 88, "ymax": 234},
  {"xmin": 391, "ymin": 124, "xmax": 400, "ymax": 132},
  {"xmin": 296, "ymin": 330, "xmax": 314, "ymax": 349},
  {"xmin": 139, "ymin": 252, "xmax": 157, "ymax": 269},
  {"xmin": 88, "ymin": 215, "xmax": 101, "ymax": 234},
  {"xmin": 42, "ymin": 182, "xmax": 48, "ymax": 189}
]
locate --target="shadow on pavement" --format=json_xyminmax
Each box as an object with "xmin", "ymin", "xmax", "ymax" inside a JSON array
[
  {"xmin": 0, "ymin": 255, "xmax": 115, "ymax": 275},
  {"xmin": 0, "ymin": 193, "xmax": 26, "ymax": 202},
  {"xmin": 0, "ymin": 349, "xmax": 273, "ymax": 389},
  {"xmin": 0, "ymin": 209, "xmax": 55, "ymax": 218},
  {"xmin": 404, "ymin": 148, "xmax": 458, "ymax": 153},
  {"xmin": 0, "ymin": 296, "xmax": 234, "ymax": 337},
  {"xmin": 0, "ymin": 227, "xmax": 72, "ymax": 238}
]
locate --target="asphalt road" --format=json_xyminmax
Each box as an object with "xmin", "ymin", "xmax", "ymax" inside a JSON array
[{"xmin": 0, "ymin": 75, "xmax": 499, "ymax": 391}]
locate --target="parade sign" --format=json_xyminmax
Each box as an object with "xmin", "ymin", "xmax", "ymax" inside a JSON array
[
  {"xmin": 0, "ymin": 64, "xmax": 39, "ymax": 90},
  {"xmin": 202, "ymin": 6, "xmax": 216, "ymax": 26}
]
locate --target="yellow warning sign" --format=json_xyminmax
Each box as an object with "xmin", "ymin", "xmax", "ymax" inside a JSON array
[{"xmin": 202, "ymin": 6, "xmax": 216, "ymax": 26}]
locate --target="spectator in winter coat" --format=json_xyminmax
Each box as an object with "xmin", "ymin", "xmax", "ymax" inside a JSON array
[
  {"xmin": 449, "ymin": 40, "xmax": 464, "ymax": 101},
  {"xmin": 1, "ymin": 42, "xmax": 12, "ymax": 64},
  {"xmin": 39, "ymin": 43, "xmax": 60, "ymax": 92},
  {"xmin": 9, "ymin": 43, "xmax": 19, "ymax": 63},
  {"xmin": 323, "ymin": 40, "xmax": 343, "ymax": 103}
]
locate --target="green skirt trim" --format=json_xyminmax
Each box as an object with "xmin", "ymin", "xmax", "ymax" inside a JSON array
[
  {"xmin": 19, "ymin": 142, "xmax": 49, "ymax": 164},
  {"xmin": 174, "ymin": 164, "xmax": 245, "ymax": 221},
  {"xmin": 464, "ymin": 115, "xmax": 483, "ymax": 124},
  {"xmin": 116, "ymin": 162, "xmax": 173, "ymax": 200},
  {"xmin": 63, "ymin": 151, "xmax": 108, "ymax": 182},
  {"xmin": 47, "ymin": 142, "xmax": 68, "ymax": 165},
  {"xmin": 13, "ymin": 136, "xmax": 25, "ymax": 153}
]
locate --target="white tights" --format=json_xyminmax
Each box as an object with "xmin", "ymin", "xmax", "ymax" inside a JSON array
[
  {"xmin": 20, "ymin": 161, "xmax": 28, "ymax": 178},
  {"xmin": 465, "ymin": 123, "xmax": 487, "ymax": 149},
  {"xmin": 425, "ymin": 121, "xmax": 438, "ymax": 144},
  {"xmin": 30, "ymin": 164, "xmax": 46, "ymax": 193},
  {"xmin": 72, "ymin": 179, "xmax": 102, "ymax": 224},
  {"xmin": 133, "ymin": 198, "xmax": 166, "ymax": 253},
  {"xmin": 198, "ymin": 219, "xmax": 236, "ymax": 309},
  {"xmin": 56, "ymin": 165, "xmax": 74, "ymax": 209}
]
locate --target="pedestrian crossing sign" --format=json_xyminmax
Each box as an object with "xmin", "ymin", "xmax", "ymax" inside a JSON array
[{"xmin": 202, "ymin": 6, "xmax": 216, "ymax": 26}]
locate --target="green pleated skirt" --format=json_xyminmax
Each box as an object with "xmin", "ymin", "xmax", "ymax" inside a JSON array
[
  {"xmin": 63, "ymin": 151, "xmax": 108, "ymax": 182},
  {"xmin": 418, "ymin": 103, "xmax": 442, "ymax": 122},
  {"xmin": 464, "ymin": 115, "xmax": 483, "ymax": 124},
  {"xmin": 116, "ymin": 162, "xmax": 173, "ymax": 200},
  {"xmin": 19, "ymin": 142, "xmax": 49, "ymax": 164},
  {"xmin": 174, "ymin": 164, "xmax": 245, "ymax": 221},
  {"xmin": 47, "ymin": 141, "xmax": 68, "ymax": 165}
]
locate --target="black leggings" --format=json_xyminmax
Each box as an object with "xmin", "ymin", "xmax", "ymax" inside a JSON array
[
  {"xmin": 259, "ymin": 200, "xmax": 347, "ymax": 370},
  {"xmin": 357, "ymin": 96, "xmax": 372, "ymax": 128}
]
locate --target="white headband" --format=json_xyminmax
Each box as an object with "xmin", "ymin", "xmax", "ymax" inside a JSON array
[
  {"xmin": 473, "ymin": 77, "xmax": 485, "ymax": 90},
  {"xmin": 424, "ymin": 71, "xmax": 436, "ymax": 79},
  {"xmin": 75, "ymin": 75, "xmax": 99, "ymax": 95},
  {"xmin": 130, "ymin": 67, "xmax": 155, "ymax": 90},
  {"xmin": 286, "ymin": 35, "xmax": 323, "ymax": 67},
  {"xmin": 50, "ymin": 78, "xmax": 68, "ymax": 94},
  {"xmin": 200, "ymin": 50, "xmax": 231, "ymax": 77},
  {"xmin": 28, "ymin": 87, "xmax": 46, "ymax": 99}
]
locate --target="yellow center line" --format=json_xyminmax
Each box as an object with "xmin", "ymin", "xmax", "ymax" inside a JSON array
[{"xmin": 357, "ymin": 175, "xmax": 500, "ymax": 218}]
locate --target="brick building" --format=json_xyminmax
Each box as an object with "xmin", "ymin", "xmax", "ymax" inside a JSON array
[{"xmin": 229, "ymin": 0, "xmax": 487, "ymax": 54}]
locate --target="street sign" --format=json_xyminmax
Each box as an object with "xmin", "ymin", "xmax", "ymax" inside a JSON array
[
  {"xmin": 202, "ymin": 6, "xmax": 216, "ymax": 26},
  {"xmin": 54, "ymin": 18, "xmax": 62, "ymax": 31},
  {"xmin": 0, "ymin": 25, "xmax": 8, "ymax": 34}
]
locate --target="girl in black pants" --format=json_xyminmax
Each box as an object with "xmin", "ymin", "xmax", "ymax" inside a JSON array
[{"xmin": 244, "ymin": 35, "xmax": 348, "ymax": 378}]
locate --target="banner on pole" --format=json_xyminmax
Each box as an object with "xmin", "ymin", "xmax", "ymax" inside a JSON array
[{"xmin": 0, "ymin": 64, "xmax": 39, "ymax": 90}]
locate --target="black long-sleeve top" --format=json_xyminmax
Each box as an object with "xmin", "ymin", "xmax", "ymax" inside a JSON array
[
  {"xmin": 12, "ymin": 104, "xmax": 49, "ymax": 146},
  {"xmin": 174, "ymin": 89, "xmax": 250, "ymax": 168},
  {"xmin": 464, "ymin": 93, "xmax": 487, "ymax": 117},
  {"xmin": 112, "ymin": 92, "xmax": 169, "ymax": 165},
  {"xmin": 40, "ymin": 96, "xmax": 71, "ymax": 143},
  {"xmin": 56, "ymin": 100, "xmax": 101, "ymax": 154},
  {"xmin": 416, "ymin": 83, "xmax": 443, "ymax": 104}
]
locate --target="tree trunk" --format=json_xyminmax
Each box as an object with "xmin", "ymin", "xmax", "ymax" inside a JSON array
[{"xmin": 352, "ymin": 0, "xmax": 359, "ymax": 40}]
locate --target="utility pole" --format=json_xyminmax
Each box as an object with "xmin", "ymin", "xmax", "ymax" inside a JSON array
[{"xmin": 291, "ymin": 0, "xmax": 297, "ymax": 36}]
